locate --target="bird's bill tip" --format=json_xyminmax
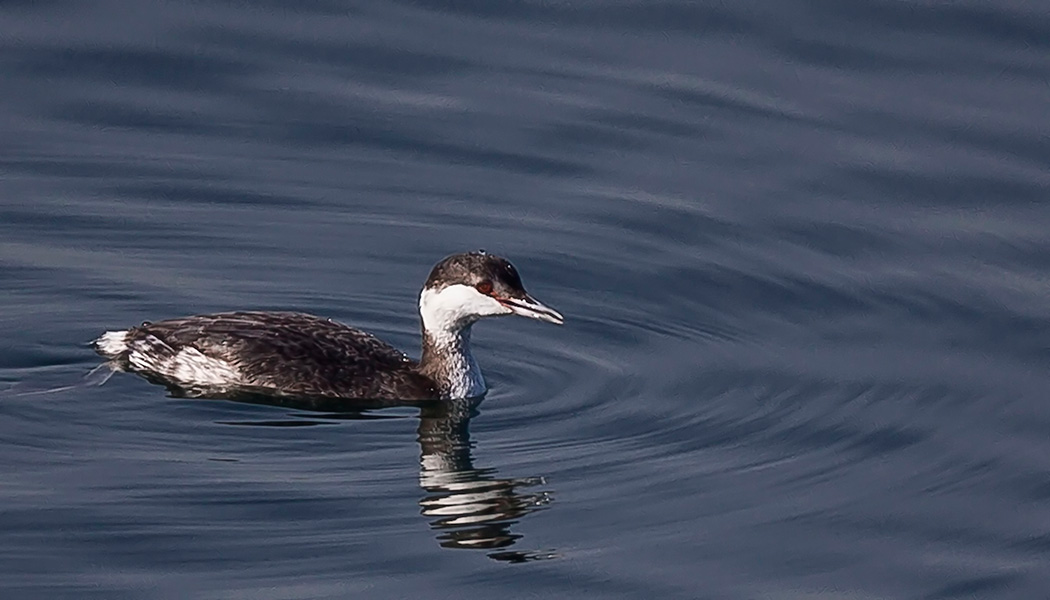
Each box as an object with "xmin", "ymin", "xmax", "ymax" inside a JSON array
[{"xmin": 502, "ymin": 295, "xmax": 564, "ymax": 325}]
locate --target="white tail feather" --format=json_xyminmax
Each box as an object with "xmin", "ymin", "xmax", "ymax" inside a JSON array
[{"xmin": 95, "ymin": 330, "xmax": 129, "ymax": 357}]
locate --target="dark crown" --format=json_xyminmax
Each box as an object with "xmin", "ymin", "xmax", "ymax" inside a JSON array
[{"xmin": 424, "ymin": 251, "xmax": 528, "ymax": 297}]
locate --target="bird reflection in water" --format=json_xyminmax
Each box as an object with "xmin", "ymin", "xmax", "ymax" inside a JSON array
[
  {"xmin": 199, "ymin": 389, "xmax": 557, "ymax": 563},
  {"xmin": 416, "ymin": 398, "xmax": 554, "ymax": 562}
]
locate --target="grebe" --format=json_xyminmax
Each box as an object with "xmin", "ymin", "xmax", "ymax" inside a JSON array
[{"xmin": 93, "ymin": 251, "xmax": 563, "ymax": 400}]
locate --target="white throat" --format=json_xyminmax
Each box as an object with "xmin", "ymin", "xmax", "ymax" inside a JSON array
[{"xmin": 418, "ymin": 285, "xmax": 509, "ymax": 398}]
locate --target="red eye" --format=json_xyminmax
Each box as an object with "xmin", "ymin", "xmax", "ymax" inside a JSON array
[{"xmin": 476, "ymin": 280, "xmax": 493, "ymax": 295}]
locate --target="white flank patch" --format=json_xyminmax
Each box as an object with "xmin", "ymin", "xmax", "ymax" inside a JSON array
[
  {"xmin": 95, "ymin": 330, "xmax": 129, "ymax": 357},
  {"xmin": 168, "ymin": 348, "xmax": 242, "ymax": 387},
  {"xmin": 125, "ymin": 335, "xmax": 242, "ymax": 388}
]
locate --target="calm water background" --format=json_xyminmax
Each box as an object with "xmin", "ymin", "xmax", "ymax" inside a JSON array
[{"xmin": 2, "ymin": 1, "xmax": 1049, "ymax": 598}]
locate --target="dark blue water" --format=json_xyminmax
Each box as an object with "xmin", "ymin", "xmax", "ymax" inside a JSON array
[{"xmin": 2, "ymin": 1, "xmax": 1049, "ymax": 598}]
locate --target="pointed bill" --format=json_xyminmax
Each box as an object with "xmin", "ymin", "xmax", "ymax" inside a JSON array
[{"xmin": 499, "ymin": 294, "xmax": 564, "ymax": 325}]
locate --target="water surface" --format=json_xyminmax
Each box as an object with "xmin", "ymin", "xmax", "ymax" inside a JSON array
[{"xmin": 2, "ymin": 1, "xmax": 1049, "ymax": 598}]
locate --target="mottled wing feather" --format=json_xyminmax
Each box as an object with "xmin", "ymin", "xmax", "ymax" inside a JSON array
[{"xmin": 131, "ymin": 311, "xmax": 437, "ymax": 400}]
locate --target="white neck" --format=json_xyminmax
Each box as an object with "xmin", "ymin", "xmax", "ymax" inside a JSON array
[
  {"xmin": 422, "ymin": 327, "xmax": 485, "ymax": 399},
  {"xmin": 419, "ymin": 285, "xmax": 502, "ymax": 398}
]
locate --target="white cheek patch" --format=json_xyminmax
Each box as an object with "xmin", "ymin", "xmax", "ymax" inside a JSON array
[{"xmin": 419, "ymin": 284, "xmax": 510, "ymax": 336}]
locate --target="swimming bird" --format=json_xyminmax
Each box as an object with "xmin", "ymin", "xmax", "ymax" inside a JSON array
[{"xmin": 93, "ymin": 251, "xmax": 563, "ymax": 400}]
